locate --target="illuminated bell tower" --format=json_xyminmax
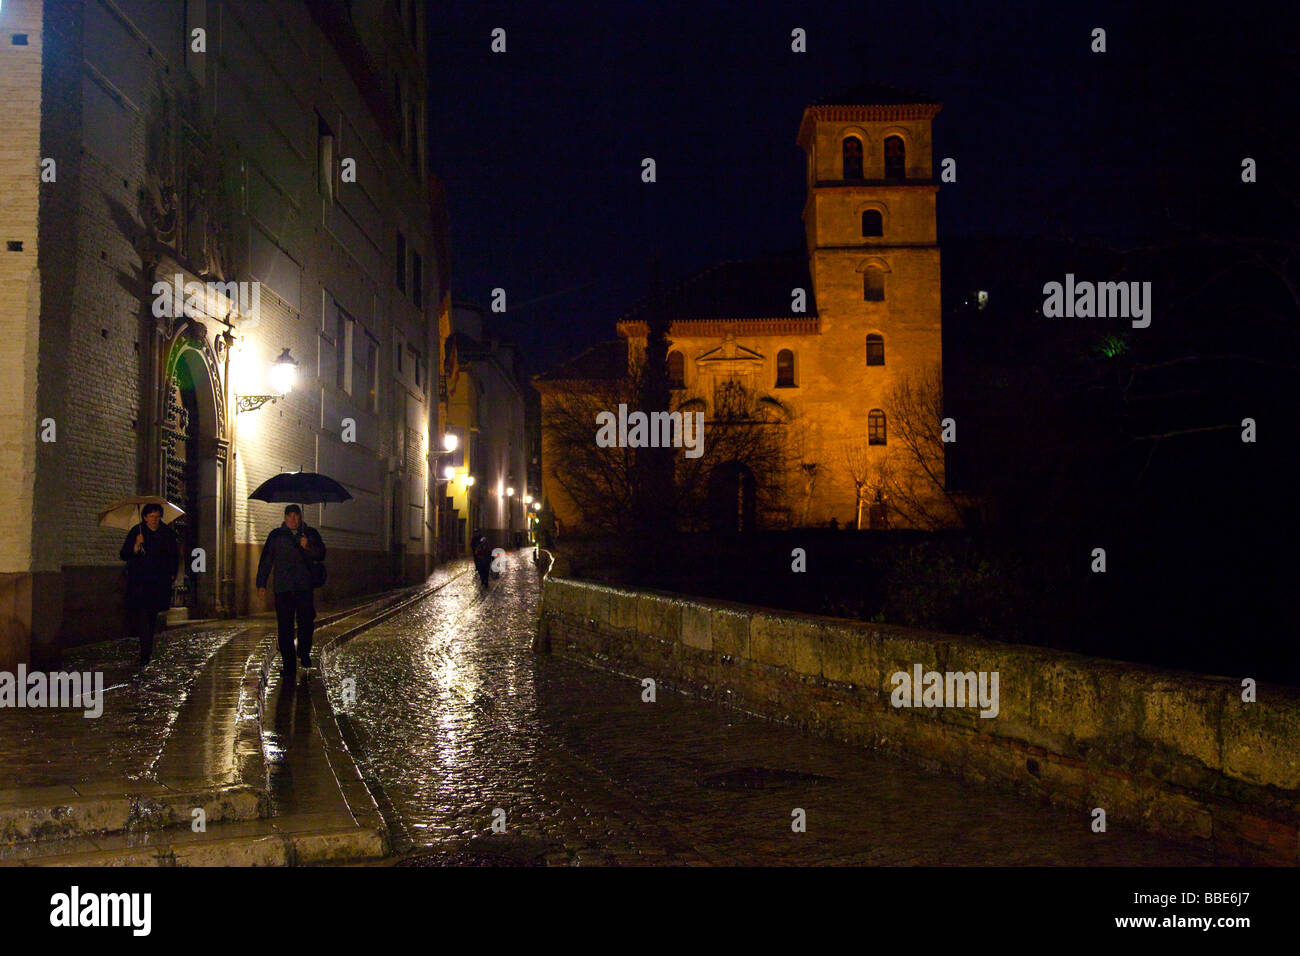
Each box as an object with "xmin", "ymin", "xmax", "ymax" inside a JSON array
[{"xmin": 795, "ymin": 84, "xmax": 943, "ymax": 489}]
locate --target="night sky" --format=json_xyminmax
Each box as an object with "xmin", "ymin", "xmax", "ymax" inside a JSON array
[{"xmin": 426, "ymin": 1, "xmax": 1292, "ymax": 376}]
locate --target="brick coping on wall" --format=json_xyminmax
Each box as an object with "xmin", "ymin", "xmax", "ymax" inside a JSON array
[{"xmin": 538, "ymin": 575, "xmax": 1300, "ymax": 863}]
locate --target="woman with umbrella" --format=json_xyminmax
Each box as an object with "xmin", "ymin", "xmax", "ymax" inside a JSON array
[{"xmin": 117, "ymin": 502, "xmax": 180, "ymax": 666}]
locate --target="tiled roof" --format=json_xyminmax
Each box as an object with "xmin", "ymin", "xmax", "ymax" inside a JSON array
[
  {"xmin": 533, "ymin": 339, "xmax": 628, "ymax": 383},
  {"xmin": 813, "ymin": 82, "xmax": 939, "ymax": 107},
  {"xmin": 617, "ymin": 254, "xmax": 817, "ymax": 325}
]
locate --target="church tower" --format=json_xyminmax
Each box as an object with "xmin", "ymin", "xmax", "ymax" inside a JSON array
[{"xmin": 795, "ymin": 85, "xmax": 944, "ymax": 514}]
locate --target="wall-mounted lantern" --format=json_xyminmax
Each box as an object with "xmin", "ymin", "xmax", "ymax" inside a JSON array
[{"xmin": 236, "ymin": 347, "xmax": 298, "ymax": 413}]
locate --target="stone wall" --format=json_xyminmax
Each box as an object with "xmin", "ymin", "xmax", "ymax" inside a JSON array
[{"xmin": 539, "ymin": 575, "xmax": 1300, "ymax": 862}]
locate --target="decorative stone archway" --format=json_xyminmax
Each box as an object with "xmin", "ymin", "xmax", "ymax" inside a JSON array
[{"xmin": 161, "ymin": 320, "xmax": 229, "ymax": 617}]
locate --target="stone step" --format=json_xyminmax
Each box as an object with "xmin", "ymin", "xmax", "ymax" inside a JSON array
[
  {"xmin": 0, "ymin": 782, "xmax": 267, "ymax": 849},
  {"xmin": 7, "ymin": 812, "xmax": 387, "ymax": 867}
]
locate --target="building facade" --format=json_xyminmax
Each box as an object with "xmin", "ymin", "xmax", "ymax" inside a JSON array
[
  {"xmin": 537, "ymin": 86, "xmax": 945, "ymax": 534},
  {"xmin": 439, "ymin": 301, "xmax": 530, "ymax": 554},
  {"xmin": 0, "ymin": 0, "xmax": 449, "ymax": 666}
]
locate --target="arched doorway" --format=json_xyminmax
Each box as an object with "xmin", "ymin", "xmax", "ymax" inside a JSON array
[
  {"xmin": 707, "ymin": 461, "xmax": 757, "ymax": 532},
  {"xmin": 163, "ymin": 344, "xmax": 223, "ymax": 616}
]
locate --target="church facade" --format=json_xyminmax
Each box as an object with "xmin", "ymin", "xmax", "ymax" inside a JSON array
[{"xmin": 537, "ymin": 87, "xmax": 946, "ymax": 534}]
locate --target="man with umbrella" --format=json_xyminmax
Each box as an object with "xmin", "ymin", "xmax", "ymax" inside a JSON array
[
  {"xmin": 116, "ymin": 502, "xmax": 180, "ymax": 667},
  {"xmin": 256, "ymin": 504, "xmax": 327, "ymax": 674}
]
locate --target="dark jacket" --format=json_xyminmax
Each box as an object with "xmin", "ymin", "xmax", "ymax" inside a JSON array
[
  {"xmin": 256, "ymin": 522, "xmax": 326, "ymax": 593},
  {"xmin": 119, "ymin": 521, "xmax": 180, "ymax": 613}
]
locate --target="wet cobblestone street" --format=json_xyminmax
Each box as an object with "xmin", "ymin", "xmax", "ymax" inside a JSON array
[
  {"xmin": 0, "ymin": 625, "xmax": 245, "ymax": 789},
  {"xmin": 325, "ymin": 552, "xmax": 1226, "ymax": 866}
]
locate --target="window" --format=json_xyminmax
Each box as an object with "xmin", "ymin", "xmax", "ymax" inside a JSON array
[
  {"xmin": 408, "ymin": 103, "xmax": 419, "ymax": 174},
  {"xmin": 868, "ymin": 409, "xmax": 887, "ymax": 445},
  {"xmin": 409, "ymin": 346, "xmax": 422, "ymax": 387},
  {"xmin": 776, "ymin": 349, "xmax": 795, "ymax": 387},
  {"xmin": 366, "ymin": 334, "xmax": 379, "ymax": 411},
  {"xmin": 317, "ymin": 113, "xmax": 335, "ymax": 202},
  {"xmin": 667, "ymin": 350, "xmax": 685, "ymax": 388},
  {"xmin": 396, "ymin": 230, "xmax": 406, "ymax": 292},
  {"xmin": 866, "ymin": 334, "xmax": 885, "ymax": 366},
  {"xmin": 884, "ymin": 136, "xmax": 905, "ymax": 179},
  {"xmin": 862, "ymin": 209, "xmax": 883, "ymax": 237},
  {"xmin": 351, "ymin": 323, "xmax": 367, "ymax": 402},
  {"xmin": 335, "ymin": 308, "xmax": 352, "ymax": 391},
  {"xmin": 864, "ymin": 268, "xmax": 885, "ymax": 302},
  {"xmin": 842, "ymin": 136, "xmax": 863, "ymax": 179},
  {"xmin": 412, "ymin": 252, "xmax": 423, "ymax": 308}
]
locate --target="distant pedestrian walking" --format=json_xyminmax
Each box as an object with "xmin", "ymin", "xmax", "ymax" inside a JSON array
[
  {"xmin": 118, "ymin": 502, "xmax": 180, "ymax": 667},
  {"xmin": 256, "ymin": 504, "xmax": 327, "ymax": 674},
  {"xmin": 471, "ymin": 528, "xmax": 492, "ymax": 588}
]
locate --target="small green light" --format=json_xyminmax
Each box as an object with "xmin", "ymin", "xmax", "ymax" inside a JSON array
[{"xmin": 1097, "ymin": 334, "xmax": 1127, "ymax": 358}]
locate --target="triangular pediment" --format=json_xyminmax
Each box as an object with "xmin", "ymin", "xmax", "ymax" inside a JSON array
[{"xmin": 696, "ymin": 337, "xmax": 765, "ymax": 365}]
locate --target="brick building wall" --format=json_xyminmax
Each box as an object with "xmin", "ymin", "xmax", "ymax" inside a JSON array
[
  {"xmin": 2, "ymin": 0, "xmax": 447, "ymax": 660},
  {"xmin": 0, "ymin": 0, "xmax": 48, "ymax": 666}
]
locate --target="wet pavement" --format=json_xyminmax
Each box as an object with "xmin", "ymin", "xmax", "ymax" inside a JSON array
[
  {"xmin": 0, "ymin": 624, "xmax": 246, "ymax": 789},
  {"xmin": 325, "ymin": 550, "xmax": 1227, "ymax": 866},
  {"xmin": 0, "ymin": 584, "xmax": 436, "ymax": 865}
]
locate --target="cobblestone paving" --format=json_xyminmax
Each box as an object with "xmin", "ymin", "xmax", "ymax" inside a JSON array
[
  {"xmin": 326, "ymin": 551, "xmax": 1230, "ymax": 866},
  {"xmin": 0, "ymin": 625, "xmax": 245, "ymax": 789}
]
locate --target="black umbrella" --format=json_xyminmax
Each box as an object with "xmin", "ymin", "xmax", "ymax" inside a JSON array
[{"xmin": 249, "ymin": 472, "xmax": 353, "ymax": 522}]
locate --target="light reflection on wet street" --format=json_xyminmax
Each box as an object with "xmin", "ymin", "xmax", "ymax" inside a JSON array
[
  {"xmin": 323, "ymin": 551, "xmax": 1221, "ymax": 866},
  {"xmin": 0, "ymin": 626, "xmax": 244, "ymax": 788}
]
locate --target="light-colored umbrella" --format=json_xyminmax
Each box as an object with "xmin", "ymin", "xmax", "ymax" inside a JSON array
[{"xmin": 98, "ymin": 495, "xmax": 185, "ymax": 531}]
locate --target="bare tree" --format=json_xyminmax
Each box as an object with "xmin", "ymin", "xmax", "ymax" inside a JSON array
[
  {"xmin": 540, "ymin": 373, "xmax": 639, "ymax": 534},
  {"xmin": 837, "ymin": 438, "xmax": 892, "ymax": 530},
  {"xmin": 881, "ymin": 365, "xmax": 965, "ymax": 530},
  {"xmin": 540, "ymin": 362, "xmax": 788, "ymax": 534},
  {"xmin": 786, "ymin": 427, "xmax": 824, "ymax": 527}
]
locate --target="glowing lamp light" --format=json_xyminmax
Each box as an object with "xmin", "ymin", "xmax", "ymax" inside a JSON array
[
  {"xmin": 524, "ymin": 495, "xmax": 533, "ymax": 504},
  {"xmin": 532, "ymin": 501, "xmax": 541, "ymax": 511},
  {"xmin": 443, "ymin": 433, "xmax": 458, "ymax": 452},
  {"xmin": 465, "ymin": 475, "xmax": 476, "ymax": 486},
  {"xmin": 443, "ymin": 465, "xmax": 455, "ymax": 480},
  {"xmin": 507, "ymin": 487, "xmax": 515, "ymax": 497},
  {"xmin": 269, "ymin": 348, "xmax": 298, "ymax": 395}
]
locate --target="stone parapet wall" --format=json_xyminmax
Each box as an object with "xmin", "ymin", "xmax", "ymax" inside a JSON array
[{"xmin": 539, "ymin": 576, "xmax": 1300, "ymax": 862}]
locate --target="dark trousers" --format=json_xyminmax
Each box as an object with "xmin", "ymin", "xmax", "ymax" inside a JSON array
[
  {"xmin": 130, "ymin": 606, "xmax": 159, "ymax": 663},
  {"xmin": 274, "ymin": 589, "xmax": 315, "ymax": 663}
]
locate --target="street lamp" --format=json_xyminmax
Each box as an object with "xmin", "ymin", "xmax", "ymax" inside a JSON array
[
  {"xmin": 532, "ymin": 501, "xmax": 541, "ymax": 511},
  {"xmin": 465, "ymin": 475, "xmax": 476, "ymax": 487},
  {"xmin": 443, "ymin": 433, "xmax": 458, "ymax": 452},
  {"xmin": 236, "ymin": 347, "xmax": 298, "ymax": 413},
  {"xmin": 507, "ymin": 487, "xmax": 515, "ymax": 497},
  {"xmin": 442, "ymin": 465, "xmax": 455, "ymax": 480}
]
